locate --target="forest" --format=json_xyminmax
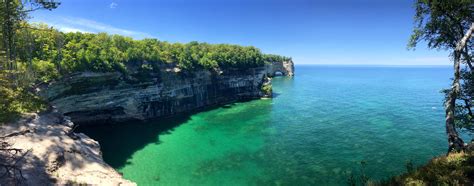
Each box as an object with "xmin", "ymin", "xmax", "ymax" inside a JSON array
[{"xmin": 14, "ymin": 23, "xmax": 291, "ymax": 82}]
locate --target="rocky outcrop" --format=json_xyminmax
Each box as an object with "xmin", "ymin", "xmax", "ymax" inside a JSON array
[
  {"xmin": 40, "ymin": 66, "xmax": 273, "ymax": 124},
  {"xmin": 265, "ymin": 60, "xmax": 294, "ymax": 77},
  {"xmin": 0, "ymin": 112, "xmax": 135, "ymax": 185}
]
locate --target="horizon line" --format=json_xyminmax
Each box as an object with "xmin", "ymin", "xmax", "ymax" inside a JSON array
[{"xmin": 294, "ymin": 64, "xmax": 452, "ymax": 67}]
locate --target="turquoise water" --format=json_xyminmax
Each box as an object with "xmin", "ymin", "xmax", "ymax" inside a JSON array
[{"xmin": 79, "ymin": 65, "xmax": 453, "ymax": 185}]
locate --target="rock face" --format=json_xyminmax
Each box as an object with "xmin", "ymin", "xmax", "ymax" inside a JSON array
[
  {"xmin": 40, "ymin": 66, "xmax": 279, "ymax": 124},
  {"xmin": 0, "ymin": 112, "xmax": 136, "ymax": 185},
  {"xmin": 40, "ymin": 61, "xmax": 294, "ymax": 124},
  {"xmin": 265, "ymin": 60, "xmax": 294, "ymax": 77}
]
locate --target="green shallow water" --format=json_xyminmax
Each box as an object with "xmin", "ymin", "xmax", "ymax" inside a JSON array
[{"xmin": 79, "ymin": 65, "xmax": 455, "ymax": 185}]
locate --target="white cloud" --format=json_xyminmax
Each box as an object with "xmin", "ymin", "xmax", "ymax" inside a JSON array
[
  {"xmin": 32, "ymin": 16, "xmax": 155, "ymax": 39},
  {"xmin": 109, "ymin": 2, "xmax": 118, "ymax": 9},
  {"xmin": 55, "ymin": 26, "xmax": 91, "ymax": 33}
]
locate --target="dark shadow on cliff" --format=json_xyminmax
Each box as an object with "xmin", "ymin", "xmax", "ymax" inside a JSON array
[
  {"xmin": 76, "ymin": 115, "xmax": 190, "ymax": 169},
  {"xmin": 1, "ymin": 112, "xmax": 96, "ymax": 184},
  {"xmin": 76, "ymin": 98, "xmax": 259, "ymax": 169},
  {"xmin": 0, "ymin": 149, "xmax": 55, "ymax": 185}
]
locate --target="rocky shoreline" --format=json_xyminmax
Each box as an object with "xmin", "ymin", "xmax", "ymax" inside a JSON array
[
  {"xmin": 0, "ymin": 111, "xmax": 135, "ymax": 185},
  {"xmin": 0, "ymin": 61, "xmax": 294, "ymax": 184}
]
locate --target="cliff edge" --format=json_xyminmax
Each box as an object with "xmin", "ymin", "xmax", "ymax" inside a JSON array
[{"xmin": 0, "ymin": 112, "xmax": 135, "ymax": 185}]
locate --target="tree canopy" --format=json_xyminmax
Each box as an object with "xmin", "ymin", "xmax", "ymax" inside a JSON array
[
  {"xmin": 410, "ymin": 0, "xmax": 474, "ymax": 151},
  {"xmin": 14, "ymin": 24, "xmax": 290, "ymax": 81}
]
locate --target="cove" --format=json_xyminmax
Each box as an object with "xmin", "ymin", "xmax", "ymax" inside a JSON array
[{"xmin": 78, "ymin": 65, "xmax": 452, "ymax": 185}]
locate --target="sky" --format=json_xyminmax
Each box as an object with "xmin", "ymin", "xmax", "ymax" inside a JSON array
[{"xmin": 30, "ymin": 0, "xmax": 452, "ymax": 65}]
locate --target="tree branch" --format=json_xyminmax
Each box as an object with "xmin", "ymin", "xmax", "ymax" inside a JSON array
[
  {"xmin": 445, "ymin": 22, "xmax": 474, "ymax": 152},
  {"xmin": 463, "ymin": 47, "xmax": 473, "ymax": 70},
  {"xmin": 463, "ymin": 98, "xmax": 473, "ymax": 118},
  {"xmin": 19, "ymin": 7, "xmax": 43, "ymax": 13}
]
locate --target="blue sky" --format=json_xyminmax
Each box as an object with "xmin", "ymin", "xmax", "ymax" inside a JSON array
[{"xmin": 30, "ymin": 0, "xmax": 451, "ymax": 65}]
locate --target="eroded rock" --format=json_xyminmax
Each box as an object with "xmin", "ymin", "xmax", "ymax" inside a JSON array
[
  {"xmin": 40, "ymin": 67, "xmax": 279, "ymax": 124},
  {"xmin": 0, "ymin": 113, "xmax": 136, "ymax": 185}
]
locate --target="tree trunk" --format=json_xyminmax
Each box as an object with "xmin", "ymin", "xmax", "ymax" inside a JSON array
[{"xmin": 445, "ymin": 23, "xmax": 474, "ymax": 152}]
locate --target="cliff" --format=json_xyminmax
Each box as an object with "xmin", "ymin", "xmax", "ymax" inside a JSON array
[
  {"xmin": 39, "ymin": 61, "xmax": 294, "ymax": 124},
  {"xmin": 0, "ymin": 112, "xmax": 135, "ymax": 185},
  {"xmin": 265, "ymin": 60, "xmax": 294, "ymax": 77}
]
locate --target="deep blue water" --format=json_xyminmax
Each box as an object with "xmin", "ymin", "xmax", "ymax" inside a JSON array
[{"xmin": 81, "ymin": 65, "xmax": 455, "ymax": 185}]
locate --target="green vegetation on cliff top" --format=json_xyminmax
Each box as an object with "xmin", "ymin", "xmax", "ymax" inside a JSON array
[
  {"xmin": 1, "ymin": 21, "xmax": 291, "ymax": 122},
  {"xmin": 16, "ymin": 23, "xmax": 291, "ymax": 82},
  {"xmin": 385, "ymin": 151, "xmax": 474, "ymax": 185},
  {"xmin": 1, "ymin": 3, "xmax": 290, "ymax": 122}
]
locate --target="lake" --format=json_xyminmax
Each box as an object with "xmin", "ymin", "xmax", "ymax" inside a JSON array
[{"xmin": 79, "ymin": 65, "xmax": 453, "ymax": 185}]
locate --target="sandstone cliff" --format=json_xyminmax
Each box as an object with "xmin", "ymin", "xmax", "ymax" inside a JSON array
[
  {"xmin": 265, "ymin": 60, "xmax": 294, "ymax": 77},
  {"xmin": 40, "ymin": 61, "xmax": 294, "ymax": 124}
]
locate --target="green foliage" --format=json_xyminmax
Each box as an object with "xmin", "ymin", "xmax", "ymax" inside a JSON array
[
  {"xmin": 409, "ymin": 0, "xmax": 474, "ymax": 135},
  {"xmin": 0, "ymin": 1, "xmax": 59, "ymax": 123},
  {"xmin": 0, "ymin": 72, "xmax": 47, "ymax": 123},
  {"xmin": 408, "ymin": 0, "xmax": 473, "ymax": 50},
  {"xmin": 346, "ymin": 152, "xmax": 474, "ymax": 185},
  {"xmin": 13, "ymin": 25, "xmax": 290, "ymax": 76},
  {"xmin": 31, "ymin": 59, "xmax": 58, "ymax": 82},
  {"xmin": 457, "ymin": 68, "xmax": 474, "ymax": 132},
  {"xmin": 263, "ymin": 54, "xmax": 292, "ymax": 63},
  {"xmin": 1, "ymin": 0, "xmax": 60, "ymax": 70},
  {"xmin": 384, "ymin": 152, "xmax": 474, "ymax": 185},
  {"xmin": 261, "ymin": 84, "xmax": 272, "ymax": 96}
]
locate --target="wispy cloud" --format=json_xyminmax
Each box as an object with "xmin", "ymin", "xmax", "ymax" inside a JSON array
[
  {"xmin": 32, "ymin": 16, "xmax": 155, "ymax": 39},
  {"xmin": 109, "ymin": 2, "xmax": 118, "ymax": 9},
  {"xmin": 52, "ymin": 25, "xmax": 91, "ymax": 33}
]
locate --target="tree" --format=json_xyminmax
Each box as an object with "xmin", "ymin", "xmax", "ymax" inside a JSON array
[
  {"xmin": 0, "ymin": 0, "xmax": 60, "ymax": 184},
  {"xmin": 410, "ymin": 0, "xmax": 474, "ymax": 152},
  {"xmin": 1, "ymin": 0, "xmax": 60, "ymax": 71}
]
